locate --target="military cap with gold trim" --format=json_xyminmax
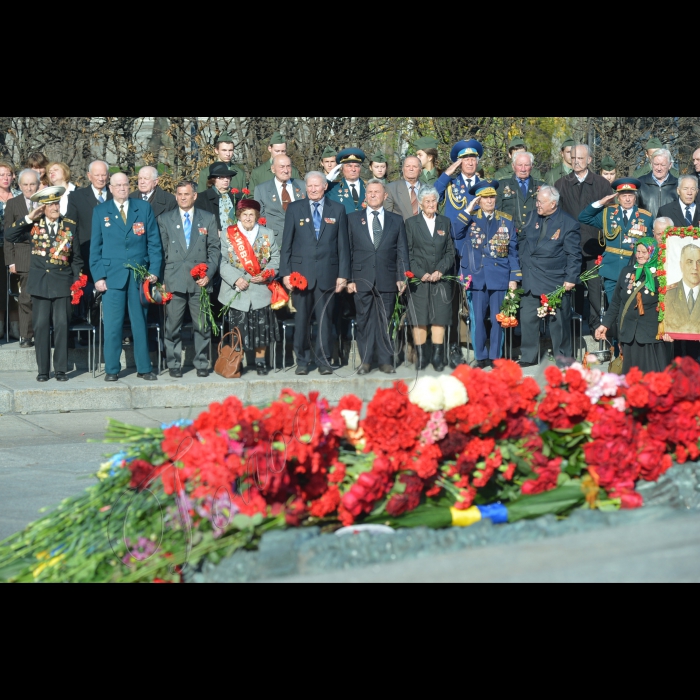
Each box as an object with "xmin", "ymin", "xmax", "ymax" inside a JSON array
[
  {"xmin": 337, "ymin": 148, "xmax": 366, "ymax": 165},
  {"xmin": 611, "ymin": 178, "xmax": 642, "ymax": 192},
  {"xmin": 451, "ymin": 139, "xmax": 484, "ymax": 163},
  {"xmin": 469, "ymin": 180, "xmax": 500, "ymax": 198},
  {"xmin": 31, "ymin": 186, "xmax": 66, "ymax": 204}
]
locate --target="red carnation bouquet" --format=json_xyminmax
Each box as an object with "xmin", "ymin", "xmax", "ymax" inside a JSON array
[
  {"xmin": 538, "ymin": 264, "xmax": 602, "ymax": 318},
  {"xmin": 70, "ymin": 274, "xmax": 88, "ymax": 306},
  {"xmin": 191, "ymin": 264, "xmax": 219, "ymax": 335},
  {"xmin": 289, "ymin": 272, "xmax": 308, "ymax": 291}
]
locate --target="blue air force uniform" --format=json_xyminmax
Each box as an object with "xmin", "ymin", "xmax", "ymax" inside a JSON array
[
  {"xmin": 90, "ymin": 198, "xmax": 163, "ymax": 378},
  {"xmin": 578, "ymin": 178, "xmax": 653, "ymax": 301},
  {"xmin": 327, "ymin": 148, "xmax": 367, "ymax": 214},
  {"xmin": 454, "ymin": 181, "xmax": 522, "ymax": 362}
]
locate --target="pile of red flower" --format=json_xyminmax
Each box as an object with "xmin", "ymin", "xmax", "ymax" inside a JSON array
[{"xmin": 124, "ymin": 358, "xmax": 700, "ymax": 529}]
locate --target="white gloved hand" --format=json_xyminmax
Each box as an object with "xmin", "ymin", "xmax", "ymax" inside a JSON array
[{"xmin": 327, "ymin": 164, "xmax": 342, "ymax": 182}]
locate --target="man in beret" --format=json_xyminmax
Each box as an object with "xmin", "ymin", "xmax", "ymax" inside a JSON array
[
  {"xmin": 546, "ymin": 138, "xmax": 576, "ymax": 185},
  {"xmin": 327, "ymin": 149, "xmax": 367, "ymax": 214},
  {"xmin": 320, "ymin": 147, "xmax": 338, "ymax": 176},
  {"xmin": 600, "ymin": 156, "xmax": 617, "ymax": 185},
  {"xmin": 249, "ymin": 132, "xmax": 301, "ymax": 194},
  {"xmin": 198, "ymin": 132, "xmax": 247, "ymax": 194},
  {"xmin": 494, "ymin": 137, "xmax": 543, "ymax": 181},
  {"xmin": 634, "ymin": 138, "xmax": 680, "ymax": 179},
  {"xmin": 414, "ymin": 136, "xmax": 441, "ymax": 187}
]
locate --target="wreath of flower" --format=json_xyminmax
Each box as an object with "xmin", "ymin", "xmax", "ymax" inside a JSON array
[{"xmin": 658, "ymin": 226, "xmax": 700, "ymax": 332}]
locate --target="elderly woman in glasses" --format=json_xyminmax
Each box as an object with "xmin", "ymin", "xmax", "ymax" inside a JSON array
[{"xmin": 405, "ymin": 186, "xmax": 455, "ymax": 372}]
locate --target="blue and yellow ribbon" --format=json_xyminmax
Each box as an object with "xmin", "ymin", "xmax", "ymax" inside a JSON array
[{"xmin": 451, "ymin": 504, "xmax": 509, "ymax": 528}]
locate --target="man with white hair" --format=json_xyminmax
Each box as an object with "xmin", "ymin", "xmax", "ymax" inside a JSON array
[
  {"xmin": 658, "ymin": 176, "xmax": 700, "ymax": 228},
  {"xmin": 129, "ymin": 165, "xmax": 176, "ymax": 218},
  {"xmin": 518, "ymin": 185, "xmax": 582, "ymax": 367},
  {"xmin": 653, "ymin": 217, "xmax": 674, "ymax": 244},
  {"xmin": 638, "ymin": 149, "xmax": 679, "ymax": 219},
  {"xmin": 496, "ymin": 151, "xmax": 546, "ymax": 241}
]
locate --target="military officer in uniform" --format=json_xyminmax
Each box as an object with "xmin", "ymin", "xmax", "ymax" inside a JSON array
[
  {"xmin": 495, "ymin": 151, "xmax": 545, "ymax": 243},
  {"xmin": 248, "ymin": 132, "xmax": 301, "ymax": 194},
  {"xmin": 5, "ymin": 187, "xmax": 83, "ymax": 382},
  {"xmin": 455, "ymin": 181, "xmax": 521, "ymax": 369},
  {"xmin": 494, "ymin": 137, "xmax": 544, "ymax": 181},
  {"xmin": 198, "ymin": 132, "xmax": 247, "ymax": 195},
  {"xmin": 600, "ymin": 155, "xmax": 618, "ymax": 185},
  {"xmin": 414, "ymin": 136, "xmax": 441, "ymax": 187},
  {"xmin": 579, "ymin": 178, "xmax": 653, "ymax": 303},
  {"xmin": 326, "ymin": 149, "xmax": 367, "ymax": 214},
  {"xmin": 91, "ymin": 173, "xmax": 163, "ymax": 382},
  {"xmin": 545, "ymin": 137, "xmax": 576, "ymax": 185},
  {"xmin": 634, "ymin": 138, "xmax": 680, "ymax": 179}
]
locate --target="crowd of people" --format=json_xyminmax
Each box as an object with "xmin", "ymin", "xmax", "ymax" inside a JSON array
[{"xmin": 1, "ymin": 131, "xmax": 699, "ymax": 383}]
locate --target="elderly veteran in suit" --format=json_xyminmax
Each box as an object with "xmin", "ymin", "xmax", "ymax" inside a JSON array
[
  {"xmin": 347, "ymin": 179, "xmax": 409, "ymax": 375},
  {"xmin": 249, "ymin": 132, "xmax": 301, "ymax": 194},
  {"xmin": 4, "ymin": 169, "xmax": 41, "ymax": 348},
  {"xmin": 220, "ymin": 198, "xmax": 281, "ymax": 376},
  {"xmin": 405, "ymin": 187, "xmax": 456, "ymax": 372},
  {"xmin": 196, "ymin": 162, "xmax": 239, "ymax": 231},
  {"xmin": 159, "ymin": 181, "xmax": 220, "ymax": 379},
  {"xmin": 657, "ymin": 176, "xmax": 700, "ymax": 228},
  {"xmin": 6, "ymin": 187, "xmax": 83, "ymax": 382},
  {"xmin": 91, "ymin": 173, "xmax": 163, "ymax": 382},
  {"xmin": 130, "ymin": 166, "xmax": 177, "ymax": 219},
  {"xmin": 327, "ymin": 149, "xmax": 367, "ymax": 215},
  {"xmin": 664, "ymin": 243, "xmax": 700, "ymax": 336},
  {"xmin": 281, "ymin": 171, "xmax": 350, "ymax": 376},
  {"xmin": 197, "ymin": 132, "xmax": 247, "ymax": 195},
  {"xmin": 386, "ymin": 156, "xmax": 423, "ymax": 222},
  {"xmin": 519, "ymin": 185, "xmax": 582, "ymax": 367},
  {"xmin": 455, "ymin": 180, "xmax": 521, "ymax": 369},
  {"xmin": 253, "ymin": 155, "xmax": 306, "ymax": 249}
]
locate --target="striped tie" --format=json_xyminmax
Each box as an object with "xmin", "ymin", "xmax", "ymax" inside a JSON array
[{"xmin": 373, "ymin": 211, "xmax": 383, "ymax": 250}]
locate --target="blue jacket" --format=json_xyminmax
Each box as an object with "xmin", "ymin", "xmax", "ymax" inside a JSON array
[
  {"xmin": 435, "ymin": 172, "xmax": 480, "ymax": 232},
  {"xmin": 454, "ymin": 210, "xmax": 521, "ymax": 291},
  {"xmin": 520, "ymin": 208, "xmax": 582, "ymax": 296},
  {"xmin": 90, "ymin": 199, "xmax": 163, "ymax": 290},
  {"xmin": 327, "ymin": 178, "xmax": 366, "ymax": 214},
  {"xmin": 579, "ymin": 203, "xmax": 653, "ymax": 282}
]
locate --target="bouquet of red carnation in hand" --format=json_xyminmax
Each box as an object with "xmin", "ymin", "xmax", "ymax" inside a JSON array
[
  {"xmin": 538, "ymin": 263, "xmax": 602, "ymax": 318},
  {"xmin": 191, "ymin": 264, "xmax": 220, "ymax": 335},
  {"xmin": 289, "ymin": 272, "xmax": 308, "ymax": 291},
  {"xmin": 262, "ymin": 269, "xmax": 276, "ymax": 282},
  {"xmin": 70, "ymin": 274, "xmax": 88, "ymax": 306}
]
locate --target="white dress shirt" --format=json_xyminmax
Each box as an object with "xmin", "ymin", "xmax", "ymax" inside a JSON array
[
  {"xmin": 180, "ymin": 208, "xmax": 195, "ymax": 231},
  {"xmin": 683, "ymin": 283, "xmax": 699, "ymax": 306},
  {"xmin": 275, "ymin": 178, "xmax": 294, "ymax": 203},
  {"xmin": 682, "ymin": 202, "xmax": 697, "ymax": 221},
  {"xmin": 367, "ymin": 207, "xmax": 385, "ymax": 244},
  {"xmin": 116, "ymin": 199, "xmax": 129, "ymax": 217},
  {"xmin": 423, "ymin": 213, "xmax": 437, "ymax": 236}
]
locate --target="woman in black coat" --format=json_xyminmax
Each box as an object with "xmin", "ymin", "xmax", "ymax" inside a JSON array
[
  {"xmin": 596, "ymin": 237, "xmax": 674, "ymax": 373},
  {"xmin": 405, "ymin": 187, "xmax": 456, "ymax": 371}
]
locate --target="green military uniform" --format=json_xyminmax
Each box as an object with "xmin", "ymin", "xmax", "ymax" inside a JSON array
[
  {"xmin": 413, "ymin": 136, "xmax": 440, "ymax": 187},
  {"xmin": 368, "ymin": 151, "xmax": 389, "ymax": 184},
  {"xmin": 248, "ymin": 131, "xmax": 301, "ymax": 193},
  {"xmin": 493, "ymin": 137, "xmax": 543, "ymax": 181},
  {"xmin": 197, "ymin": 132, "xmax": 247, "ymax": 194},
  {"xmin": 495, "ymin": 175, "xmax": 545, "ymax": 242},
  {"xmin": 545, "ymin": 137, "xmax": 576, "ymax": 185},
  {"xmin": 633, "ymin": 138, "xmax": 680, "ymax": 178}
]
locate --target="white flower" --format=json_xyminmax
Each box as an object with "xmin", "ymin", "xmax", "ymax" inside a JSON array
[
  {"xmin": 439, "ymin": 375, "xmax": 469, "ymax": 411},
  {"xmin": 409, "ymin": 377, "xmax": 445, "ymax": 413},
  {"xmin": 341, "ymin": 410, "xmax": 360, "ymax": 432}
]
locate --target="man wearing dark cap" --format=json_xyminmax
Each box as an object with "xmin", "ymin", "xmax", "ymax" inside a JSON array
[
  {"xmin": 634, "ymin": 138, "xmax": 680, "ymax": 178},
  {"xmin": 249, "ymin": 132, "xmax": 301, "ymax": 194},
  {"xmin": 600, "ymin": 156, "xmax": 617, "ymax": 185},
  {"xmin": 494, "ymin": 137, "xmax": 544, "ymax": 181},
  {"xmin": 327, "ymin": 149, "xmax": 367, "ymax": 214},
  {"xmin": 414, "ymin": 136, "xmax": 441, "ymax": 187},
  {"xmin": 198, "ymin": 132, "xmax": 247, "ymax": 194},
  {"xmin": 546, "ymin": 138, "xmax": 576, "ymax": 185},
  {"xmin": 320, "ymin": 147, "xmax": 338, "ymax": 176},
  {"xmin": 5, "ymin": 187, "xmax": 83, "ymax": 382}
]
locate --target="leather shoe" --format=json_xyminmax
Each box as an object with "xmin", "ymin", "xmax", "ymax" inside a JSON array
[
  {"xmin": 169, "ymin": 369, "xmax": 183, "ymax": 379},
  {"xmin": 137, "ymin": 372, "xmax": 158, "ymax": 381},
  {"xmin": 295, "ymin": 365, "xmax": 310, "ymax": 376},
  {"xmin": 105, "ymin": 374, "xmax": 119, "ymax": 382},
  {"xmin": 358, "ymin": 364, "xmax": 372, "ymax": 376},
  {"xmin": 123, "ymin": 337, "xmax": 133, "ymax": 346},
  {"xmin": 55, "ymin": 373, "xmax": 68, "ymax": 382},
  {"xmin": 379, "ymin": 364, "xmax": 396, "ymax": 374},
  {"xmin": 197, "ymin": 369, "xmax": 209, "ymax": 378},
  {"xmin": 36, "ymin": 374, "xmax": 49, "ymax": 383},
  {"xmin": 20, "ymin": 338, "xmax": 34, "ymax": 349},
  {"xmin": 319, "ymin": 366, "xmax": 334, "ymax": 376}
]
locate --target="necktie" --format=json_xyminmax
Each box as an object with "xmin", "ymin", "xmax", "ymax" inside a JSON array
[
  {"xmin": 282, "ymin": 183, "xmax": 292, "ymax": 211},
  {"xmin": 143, "ymin": 193, "xmax": 149, "ymax": 201},
  {"xmin": 372, "ymin": 211, "xmax": 383, "ymax": 250},
  {"xmin": 623, "ymin": 210, "xmax": 630, "ymax": 227},
  {"xmin": 466, "ymin": 179, "xmax": 473, "ymax": 191},
  {"xmin": 519, "ymin": 179, "xmax": 528, "ymax": 198},
  {"xmin": 410, "ymin": 186, "xmax": 419, "ymax": 216},
  {"xmin": 313, "ymin": 203, "xmax": 322, "ymax": 239},
  {"xmin": 686, "ymin": 206, "xmax": 694, "ymax": 225},
  {"xmin": 120, "ymin": 205, "xmax": 127, "ymax": 224},
  {"xmin": 350, "ymin": 184, "xmax": 359, "ymax": 207},
  {"xmin": 184, "ymin": 212, "xmax": 192, "ymax": 248},
  {"xmin": 538, "ymin": 217, "xmax": 549, "ymax": 245},
  {"xmin": 50, "ymin": 224, "xmax": 56, "ymax": 238},
  {"xmin": 98, "ymin": 191, "xmax": 105, "ymax": 204},
  {"xmin": 689, "ymin": 289, "xmax": 696, "ymax": 314}
]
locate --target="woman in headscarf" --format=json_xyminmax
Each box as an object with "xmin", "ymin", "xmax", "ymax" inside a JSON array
[{"xmin": 596, "ymin": 237, "xmax": 674, "ymax": 373}]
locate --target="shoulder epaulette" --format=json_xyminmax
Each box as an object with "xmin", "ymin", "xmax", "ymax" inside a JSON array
[
  {"xmin": 496, "ymin": 211, "xmax": 513, "ymax": 221},
  {"xmin": 63, "ymin": 218, "xmax": 76, "ymax": 225},
  {"xmin": 458, "ymin": 212, "xmax": 470, "ymax": 224},
  {"xmin": 667, "ymin": 282, "xmax": 680, "ymax": 291},
  {"xmin": 638, "ymin": 209, "xmax": 652, "ymax": 217}
]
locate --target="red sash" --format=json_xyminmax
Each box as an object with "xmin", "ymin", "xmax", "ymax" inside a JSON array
[{"xmin": 228, "ymin": 225, "xmax": 289, "ymax": 310}]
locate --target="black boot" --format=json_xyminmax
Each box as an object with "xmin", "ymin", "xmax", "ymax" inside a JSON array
[
  {"xmin": 432, "ymin": 344, "xmax": 446, "ymax": 372},
  {"xmin": 415, "ymin": 344, "xmax": 430, "ymax": 371},
  {"xmin": 449, "ymin": 343, "xmax": 465, "ymax": 369}
]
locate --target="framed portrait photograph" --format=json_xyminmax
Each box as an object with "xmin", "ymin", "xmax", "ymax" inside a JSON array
[{"xmin": 659, "ymin": 230, "xmax": 700, "ymax": 340}]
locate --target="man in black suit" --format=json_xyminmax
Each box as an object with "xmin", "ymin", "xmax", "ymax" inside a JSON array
[
  {"xmin": 130, "ymin": 166, "xmax": 177, "ymax": 219},
  {"xmin": 519, "ymin": 185, "xmax": 582, "ymax": 367},
  {"xmin": 281, "ymin": 172, "xmax": 350, "ymax": 375},
  {"xmin": 66, "ymin": 160, "xmax": 112, "ymax": 282},
  {"xmin": 348, "ymin": 180, "xmax": 409, "ymax": 375},
  {"xmin": 658, "ymin": 176, "xmax": 700, "ymax": 227}
]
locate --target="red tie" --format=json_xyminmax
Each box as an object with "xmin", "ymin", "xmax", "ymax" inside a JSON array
[{"xmin": 282, "ymin": 184, "xmax": 292, "ymax": 211}]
